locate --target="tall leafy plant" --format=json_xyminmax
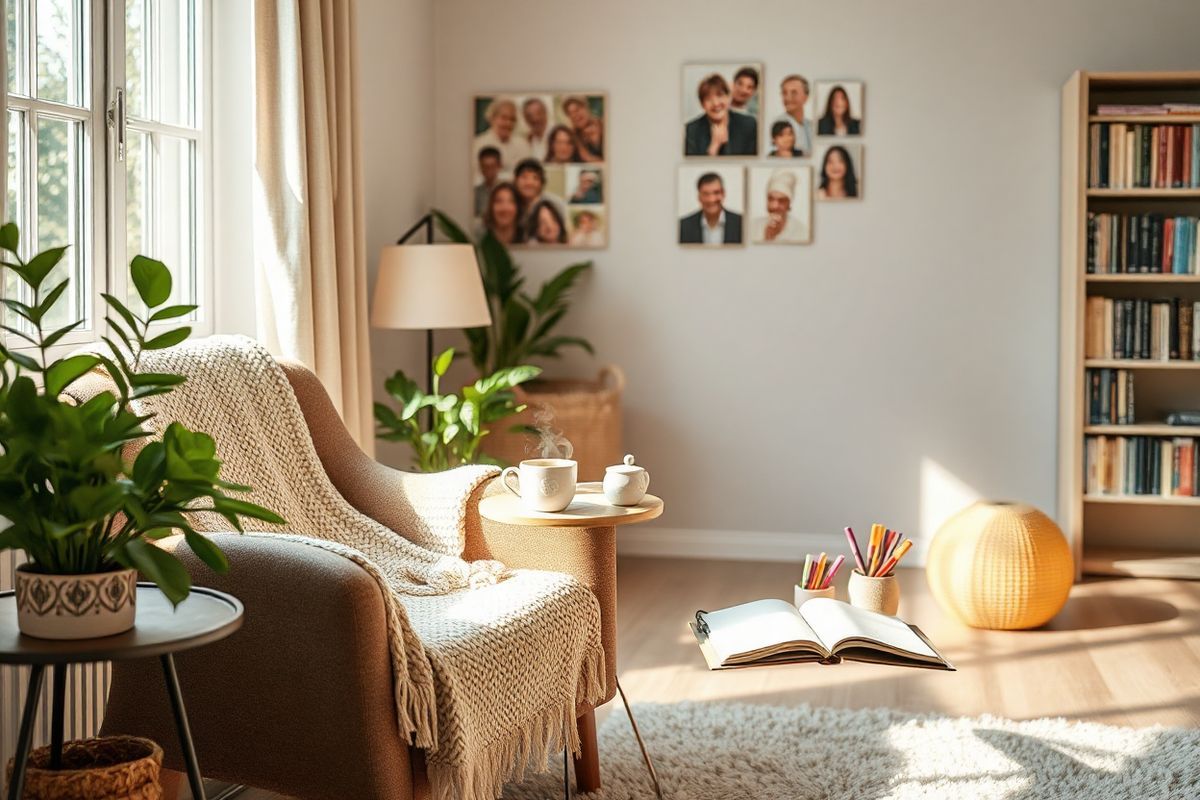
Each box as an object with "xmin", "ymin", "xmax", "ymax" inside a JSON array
[
  {"xmin": 433, "ymin": 210, "xmax": 594, "ymax": 375},
  {"xmin": 0, "ymin": 223, "xmax": 284, "ymax": 604},
  {"xmin": 375, "ymin": 347, "xmax": 540, "ymax": 472}
]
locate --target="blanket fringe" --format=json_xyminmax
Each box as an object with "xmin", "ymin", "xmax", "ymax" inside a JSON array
[{"xmin": 429, "ymin": 642, "xmax": 607, "ymax": 800}]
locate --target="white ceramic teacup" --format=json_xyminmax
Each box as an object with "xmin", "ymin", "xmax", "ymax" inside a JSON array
[{"xmin": 501, "ymin": 458, "xmax": 578, "ymax": 512}]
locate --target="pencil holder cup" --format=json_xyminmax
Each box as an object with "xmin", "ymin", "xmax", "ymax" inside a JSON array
[
  {"xmin": 794, "ymin": 584, "xmax": 836, "ymax": 609},
  {"xmin": 848, "ymin": 570, "xmax": 900, "ymax": 616}
]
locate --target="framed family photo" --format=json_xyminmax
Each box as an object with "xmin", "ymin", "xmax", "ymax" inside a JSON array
[
  {"xmin": 748, "ymin": 166, "xmax": 812, "ymax": 244},
  {"xmin": 815, "ymin": 142, "xmax": 864, "ymax": 201},
  {"xmin": 472, "ymin": 92, "xmax": 608, "ymax": 248},
  {"xmin": 760, "ymin": 71, "xmax": 815, "ymax": 159},
  {"xmin": 681, "ymin": 62, "xmax": 763, "ymax": 158},
  {"xmin": 677, "ymin": 164, "xmax": 745, "ymax": 247},
  {"xmin": 814, "ymin": 80, "xmax": 864, "ymax": 137}
]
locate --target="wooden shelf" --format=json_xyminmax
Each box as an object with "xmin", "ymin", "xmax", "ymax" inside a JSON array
[
  {"xmin": 1086, "ymin": 274, "xmax": 1200, "ymax": 283},
  {"xmin": 1084, "ymin": 494, "xmax": 1200, "ymax": 506},
  {"xmin": 1083, "ymin": 546, "xmax": 1200, "ymax": 580},
  {"xmin": 1085, "ymin": 424, "xmax": 1200, "ymax": 436},
  {"xmin": 1084, "ymin": 359, "xmax": 1200, "ymax": 369},
  {"xmin": 1087, "ymin": 188, "xmax": 1200, "ymax": 198},
  {"xmin": 1089, "ymin": 114, "xmax": 1200, "ymax": 123},
  {"xmin": 1061, "ymin": 71, "xmax": 1200, "ymax": 582}
]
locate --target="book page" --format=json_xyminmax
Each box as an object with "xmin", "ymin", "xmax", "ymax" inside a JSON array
[
  {"xmin": 703, "ymin": 599, "xmax": 823, "ymax": 664},
  {"xmin": 799, "ymin": 598, "xmax": 939, "ymax": 661}
]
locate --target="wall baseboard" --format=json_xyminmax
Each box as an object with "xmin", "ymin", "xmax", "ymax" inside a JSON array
[
  {"xmin": 618, "ymin": 526, "xmax": 930, "ymax": 567},
  {"xmin": 617, "ymin": 527, "xmax": 842, "ymax": 563}
]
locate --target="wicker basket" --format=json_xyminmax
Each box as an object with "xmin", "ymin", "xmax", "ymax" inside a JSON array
[
  {"xmin": 483, "ymin": 365, "xmax": 625, "ymax": 481},
  {"xmin": 5, "ymin": 736, "xmax": 163, "ymax": 800}
]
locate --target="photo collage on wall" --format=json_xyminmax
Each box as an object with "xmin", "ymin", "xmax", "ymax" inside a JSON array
[
  {"xmin": 678, "ymin": 63, "xmax": 865, "ymax": 247},
  {"xmin": 472, "ymin": 93, "xmax": 607, "ymax": 249}
]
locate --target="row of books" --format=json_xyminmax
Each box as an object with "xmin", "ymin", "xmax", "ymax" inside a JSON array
[
  {"xmin": 1087, "ymin": 123, "xmax": 1200, "ymax": 189},
  {"xmin": 1084, "ymin": 435, "xmax": 1199, "ymax": 497},
  {"xmin": 1096, "ymin": 103, "xmax": 1200, "ymax": 116},
  {"xmin": 1087, "ymin": 369, "xmax": 1135, "ymax": 425},
  {"xmin": 1084, "ymin": 297, "xmax": 1200, "ymax": 360},
  {"xmin": 1086, "ymin": 213, "xmax": 1200, "ymax": 274}
]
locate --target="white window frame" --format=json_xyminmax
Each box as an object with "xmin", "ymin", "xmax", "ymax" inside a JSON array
[{"xmin": 3, "ymin": 0, "xmax": 214, "ymax": 355}]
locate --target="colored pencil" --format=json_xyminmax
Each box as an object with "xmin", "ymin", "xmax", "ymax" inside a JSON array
[
  {"xmin": 802, "ymin": 553, "xmax": 813, "ymax": 588},
  {"xmin": 867, "ymin": 525, "xmax": 883, "ymax": 575},
  {"xmin": 812, "ymin": 552, "xmax": 828, "ymax": 590},
  {"xmin": 876, "ymin": 539, "xmax": 914, "ymax": 577},
  {"xmin": 820, "ymin": 554, "xmax": 845, "ymax": 589},
  {"xmin": 845, "ymin": 527, "xmax": 866, "ymax": 573}
]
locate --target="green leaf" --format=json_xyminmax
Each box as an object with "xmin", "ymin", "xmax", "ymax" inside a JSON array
[
  {"xmin": 532, "ymin": 262, "xmax": 591, "ymax": 314},
  {"xmin": 442, "ymin": 422, "xmax": 461, "ymax": 444},
  {"xmin": 3, "ymin": 347, "xmax": 41, "ymax": 371},
  {"xmin": 142, "ymin": 327, "xmax": 191, "ymax": 350},
  {"xmin": 210, "ymin": 496, "xmax": 286, "ymax": 526},
  {"xmin": 0, "ymin": 222, "xmax": 19, "ymax": 252},
  {"xmin": 102, "ymin": 293, "xmax": 143, "ymax": 333},
  {"xmin": 23, "ymin": 246, "xmax": 67, "ymax": 289},
  {"xmin": 40, "ymin": 318, "xmax": 84, "ymax": 349},
  {"xmin": 129, "ymin": 372, "xmax": 186, "ymax": 388},
  {"xmin": 32, "ymin": 278, "xmax": 70, "ymax": 322},
  {"xmin": 122, "ymin": 538, "xmax": 192, "ymax": 606},
  {"xmin": 44, "ymin": 353, "xmax": 100, "ymax": 396},
  {"xmin": 149, "ymin": 304, "xmax": 196, "ymax": 322},
  {"xmin": 130, "ymin": 255, "xmax": 172, "ymax": 308},
  {"xmin": 526, "ymin": 335, "xmax": 594, "ymax": 358},
  {"xmin": 433, "ymin": 209, "xmax": 473, "ymax": 243},
  {"xmin": 183, "ymin": 530, "xmax": 230, "ymax": 573},
  {"xmin": 433, "ymin": 347, "xmax": 455, "ymax": 377}
]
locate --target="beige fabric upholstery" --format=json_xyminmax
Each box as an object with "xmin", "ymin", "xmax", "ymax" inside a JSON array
[
  {"xmin": 280, "ymin": 360, "xmax": 620, "ymax": 706},
  {"xmin": 97, "ymin": 359, "xmax": 618, "ymax": 799}
]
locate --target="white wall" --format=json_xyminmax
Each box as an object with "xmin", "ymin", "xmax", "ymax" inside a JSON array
[
  {"xmin": 358, "ymin": 0, "xmax": 437, "ymax": 466},
  {"xmin": 425, "ymin": 0, "xmax": 1200, "ymax": 560}
]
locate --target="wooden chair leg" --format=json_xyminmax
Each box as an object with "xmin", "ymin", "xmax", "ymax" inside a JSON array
[
  {"xmin": 159, "ymin": 767, "xmax": 183, "ymax": 800},
  {"xmin": 573, "ymin": 708, "xmax": 601, "ymax": 793}
]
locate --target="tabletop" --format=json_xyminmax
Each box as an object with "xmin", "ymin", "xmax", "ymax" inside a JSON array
[
  {"xmin": 479, "ymin": 481, "xmax": 664, "ymax": 528},
  {"xmin": 0, "ymin": 584, "xmax": 243, "ymax": 665}
]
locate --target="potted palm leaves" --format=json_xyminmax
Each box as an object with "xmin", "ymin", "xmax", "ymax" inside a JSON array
[{"xmin": 0, "ymin": 223, "xmax": 282, "ymax": 640}]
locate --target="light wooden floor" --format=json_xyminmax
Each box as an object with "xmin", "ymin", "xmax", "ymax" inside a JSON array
[{"xmin": 199, "ymin": 556, "xmax": 1200, "ymax": 799}]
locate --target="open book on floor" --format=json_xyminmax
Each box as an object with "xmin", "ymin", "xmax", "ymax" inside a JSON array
[{"xmin": 690, "ymin": 598, "xmax": 954, "ymax": 671}]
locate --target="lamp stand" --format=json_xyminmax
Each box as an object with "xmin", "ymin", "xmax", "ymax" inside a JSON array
[{"xmin": 396, "ymin": 214, "xmax": 438, "ymax": 397}]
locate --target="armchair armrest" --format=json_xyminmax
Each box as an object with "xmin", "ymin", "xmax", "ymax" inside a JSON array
[
  {"xmin": 463, "ymin": 479, "xmax": 619, "ymax": 707},
  {"xmin": 100, "ymin": 534, "xmax": 422, "ymax": 800}
]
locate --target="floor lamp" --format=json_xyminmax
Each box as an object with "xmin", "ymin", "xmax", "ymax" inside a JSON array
[{"xmin": 370, "ymin": 214, "xmax": 492, "ymax": 400}]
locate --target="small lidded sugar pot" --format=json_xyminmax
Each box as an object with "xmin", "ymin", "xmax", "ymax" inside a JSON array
[{"xmin": 603, "ymin": 454, "xmax": 650, "ymax": 506}]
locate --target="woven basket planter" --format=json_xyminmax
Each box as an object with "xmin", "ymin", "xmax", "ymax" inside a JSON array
[
  {"xmin": 483, "ymin": 365, "xmax": 624, "ymax": 481},
  {"xmin": 5, "ymin": 736, "xmax": 163, "ymax": 800}
]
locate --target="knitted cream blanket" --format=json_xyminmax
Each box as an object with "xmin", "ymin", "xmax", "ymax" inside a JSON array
[{"xmin": 124, "ymin": 336, "xmax": 606, "ymax": 800}]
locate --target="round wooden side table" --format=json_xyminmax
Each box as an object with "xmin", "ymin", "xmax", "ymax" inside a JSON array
[
  {"xmin": 0, "ymin": 584, "xmax": 243, "ymax": 800},
  {"xmin": 479, "ymin": 482, "xmax": 664, "ymax": 797}
]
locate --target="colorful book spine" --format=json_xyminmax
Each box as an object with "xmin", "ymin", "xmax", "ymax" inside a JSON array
[
  {"xmin": 1086, "ymin": 435, "xmax": 1200, "ymax": 497},
  {"xmin": 1088, "ymin": 123, "xmax": 1200, "ymax": 189}
]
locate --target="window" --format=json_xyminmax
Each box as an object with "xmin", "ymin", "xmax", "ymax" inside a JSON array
[{"xmin": 3, "ymin": 0, "xmax": 210, "ymax": 350}]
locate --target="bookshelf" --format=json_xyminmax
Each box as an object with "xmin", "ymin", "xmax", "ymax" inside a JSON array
[{"xmin": 1060, "ymin": 70, "xmax": 1200, "ymax": 580}]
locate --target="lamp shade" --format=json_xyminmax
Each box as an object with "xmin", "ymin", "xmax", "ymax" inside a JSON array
[{"xmin": 370, "ymin": 243, "xmax": 491, "ymax": 330}]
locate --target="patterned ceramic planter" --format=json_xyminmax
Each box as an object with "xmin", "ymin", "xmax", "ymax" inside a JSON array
[{"xmin": 14, "ymin": 566, "xmax": 138, "ymax": 640}]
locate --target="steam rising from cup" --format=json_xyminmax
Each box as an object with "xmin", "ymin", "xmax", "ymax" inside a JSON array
[{"xmin": 531, "ymin": 406, "xmax": 574, "ymax": 460}]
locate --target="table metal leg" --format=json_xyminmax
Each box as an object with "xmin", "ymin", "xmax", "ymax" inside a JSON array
[
  {"xmin": 50, "ymin": 664, "xmax": 66, "ymax": 770},
  {"xmin": 160, "ymin": 654, "xmax": 206, "ymax": 800},
  {"xmin": 7, "ymin": 664, "xmax": 46, "ymax": 800}
]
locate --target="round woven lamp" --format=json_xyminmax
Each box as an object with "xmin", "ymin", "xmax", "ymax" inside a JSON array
[{"xmin": 926, "ymin": 501, "xmax": 1073, "ymax": 630}]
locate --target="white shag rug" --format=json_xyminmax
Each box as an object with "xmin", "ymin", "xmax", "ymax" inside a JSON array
[{"xmin": 502, "ymin": 701, "xmax": 1199, "ymax": 799}]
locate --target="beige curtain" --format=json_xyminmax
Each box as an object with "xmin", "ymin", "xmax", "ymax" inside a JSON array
[{"xmin": 253, "ymin": 0, "xmax": 374, "ymax": 455}]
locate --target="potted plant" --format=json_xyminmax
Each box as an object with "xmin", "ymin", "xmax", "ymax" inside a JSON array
[
  {"xmin": 0, "ymin": 223, "xmax": 283, "ymax": 640},
  {"xmin": 433, "ymin": 211, "xmax": 624, "ymax": 480},
  {"xmin": 375, "ymin": 346, "xmax": 539, "ymax": 471}
]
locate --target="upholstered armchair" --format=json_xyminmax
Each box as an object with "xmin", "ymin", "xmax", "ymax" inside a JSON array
[{"xmin": 93, "ymin": 361, "xmax": 618, "ymax": 799}]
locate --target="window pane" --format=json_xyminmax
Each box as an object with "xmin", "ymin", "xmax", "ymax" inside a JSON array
[
  {"xmin": 2, "ymin": 112, "xmax": 24, "ymax": 315},
  {"xmin": 6, "ymin": 0, "xmax": 24, "ymax": 95},
  {"xmin": 125, "ymin": 129, "xmax": 147, "ymax": 260},
  {"xmin": 124, "ymin": 0, "xmax": 144, "ymax": 119},
  {"xmin": 36, "ymin": 0, "xmax": 84, "ymax": 107},
  {"xmin": 127, "ymin": 0, "xmax": 196, "ymax": 126},
  {"xmin": 37, "ymin": 116, "xmax": 86, "ymax": 330},
  {"xmin": 127, "ymin": 133, "xmax": 196, "ymax": 309}
]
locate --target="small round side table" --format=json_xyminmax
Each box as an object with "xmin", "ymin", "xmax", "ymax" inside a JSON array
[{"xmin": 0, "ymin": 584, "xmax": 243, "ymax": 800}]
